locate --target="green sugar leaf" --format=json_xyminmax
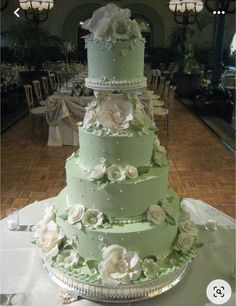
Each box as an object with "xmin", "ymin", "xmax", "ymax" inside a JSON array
[
  {"xmin": 97, "ymin": 178, "xmax": 108, "ymax": 191},
  {"xmin": 193, "ymin": 242, "xmax": 204, "ymax": 249},
  {"xmin": 86, "ymin": 260, "xmax": 98, "ymax": 270},
  {"xmin": 137, "ymin": 166, "xmax": 149, "ymax": 175},
  {"xmin": 58, "ymin": 213, "xmax": 68, "ymax": 221},
  {"xmin": 165, "ymin": 215, "xmax": 176, "ymax": 226}
]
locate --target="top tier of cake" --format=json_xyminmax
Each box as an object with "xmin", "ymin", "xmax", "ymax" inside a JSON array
[
  {"xmin": 86, "ymin": 40, "xmax": 146, "ymax": 91},
  {"xmin": 82, "ymin": 3, "xmax": 146, "ymax": 91}
]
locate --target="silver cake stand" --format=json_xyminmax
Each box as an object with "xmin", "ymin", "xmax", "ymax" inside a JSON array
[{"xmin": 43, "ymin": 259, "xmax": 191, "ymax": 303}]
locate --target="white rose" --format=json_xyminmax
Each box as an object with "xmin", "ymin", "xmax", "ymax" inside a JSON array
[
  {"xmin": 111, "ymin": 17, "xmax": 131, "ymax": 40},
  {"xmin": 87, "ymin": 158, "xmax": 106, "ymax": 181},
  {"xmin": 99, "ymin": 245, "xmax": 142, "ymax": 285},
  {"xmin": 34, "ymin": 221, "xmax": 64, "ymax": 257},
  {"xmin": 125, "ymin": 165, "xmax": 138, "ymax": 179},
  {"xmin": 179, "ymin": 219, "xmax": 198, "ymax": 236},
  {"xmin": 82, "ymin": 4, "xmax": 139, "ymax": 42},
  {"xmin": 68, "ymin": 204, "xmax": 85, "ymax": 224},
  {"xmin": 175, "ymin": 233, "xmax": 195, "ymax": 253},
  {"xmin": 82, "ymin": 4, "xmax": 119, "ymax": 35},
  {"xmin": 57, "ymin": 249, "xmax": 79, "ymax": 269},
  {"xmin": 97, "ymin": 97, "xmax": 133, "ymax": 133},
  {"xmin": 147, "ymin": 204, "xmax": 166, "ymax": 225},
  {"xmin": 81, "ymin": 209, "xmax": 103, "ymax": 228},
  {"xmin": 83, "ymin": 110, "xmax": 97, "ymax": 129},
  {"xmin": 107, "ymin": 164, "xmax": 126, "ymax": 182}
]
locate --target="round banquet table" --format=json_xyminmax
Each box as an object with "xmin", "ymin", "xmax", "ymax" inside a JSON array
[{"xmin": 0, "ymin": 198, "xmax": 235, "ymax": 306}]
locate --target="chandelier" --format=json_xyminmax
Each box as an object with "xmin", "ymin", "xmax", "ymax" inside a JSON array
[
  {"xmin": 205, "ymin": 0, "xmax": 235, "ymax": 14},
  {"xmin": 19, "ymin": 0, "xmax": 54, "ymax": 24},
  {"xmin": 169, "ymin": 0, "xmax": 204, "ymax": 24}
]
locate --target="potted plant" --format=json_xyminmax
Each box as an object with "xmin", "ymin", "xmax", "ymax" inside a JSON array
[
  {"xmin": 169, "ymin": 13, "xmax": 213, "ymax": 98},
  {"xmin": 61, "ymin": 41, "xmax": 76, "ymax": 64},
  {"xmin": 4, "ymin": 21, "xmax": 63, "ymax": 71}
]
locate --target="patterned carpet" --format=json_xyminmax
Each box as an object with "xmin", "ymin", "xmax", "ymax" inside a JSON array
[{"xmin": 1, "ymin": 99, "xmax": 235, "ymax": 219}]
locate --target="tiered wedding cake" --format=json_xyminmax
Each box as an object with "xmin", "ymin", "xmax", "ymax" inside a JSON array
[{"xmin": 35, "ymin": 4, "xmax": 201, "ymax": 301}]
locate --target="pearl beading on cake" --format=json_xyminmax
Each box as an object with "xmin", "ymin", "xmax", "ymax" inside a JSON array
[
  {"xmin": 85, "ymin": 77, "xmax": 147, "ymax": 91},
  {"xmin": 111, "ymin": 214, "xmax": 146, "ymax": 224}
]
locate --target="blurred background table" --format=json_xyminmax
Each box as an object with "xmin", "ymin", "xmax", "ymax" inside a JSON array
[{"xmin": 46, "ymin": 93, "xmax": 92, "ymax": 146}]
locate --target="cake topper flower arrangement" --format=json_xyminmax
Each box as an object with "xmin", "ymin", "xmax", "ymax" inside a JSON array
[{"xmin": 82, "ymin": 3, "xmax": 143, "ymax": 44}]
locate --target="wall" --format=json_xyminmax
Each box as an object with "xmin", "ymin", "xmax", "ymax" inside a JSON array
[{"xmin": 1, "ymin": 0, "xmax": 235, "ymax": 50}]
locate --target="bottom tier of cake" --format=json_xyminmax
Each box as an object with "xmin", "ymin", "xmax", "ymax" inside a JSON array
[{"xmin": 34, "ymin": 187, "xmax": 201, "ymax": 288}]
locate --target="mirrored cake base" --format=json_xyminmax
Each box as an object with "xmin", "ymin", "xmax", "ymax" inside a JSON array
[{"xmin": 43, "ymin": 259, "xmax": 191, "ymax": 303}]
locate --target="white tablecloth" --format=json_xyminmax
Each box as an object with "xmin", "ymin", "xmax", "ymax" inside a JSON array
[{"xmin": 0, "ymin": 199, "xmax": 235, "ymax": 306}]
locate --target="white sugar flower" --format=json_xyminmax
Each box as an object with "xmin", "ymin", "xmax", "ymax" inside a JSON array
[
  {"xmin": 112, "ymin": 18, "xmax": 131, "ymax": 40},
  {"xmin": 42, "ymin": 203, "xmax": 55, "ymax": 223},
  {"xmin": 83, "ymin": 109, "xmax": 97, "ymax": 129},
  {"xmin": 179, "ymin": 207, "xmax": 191, "ymax": 221},
  {"xmin": 34, "ymin": 220, "xmax": 64, "ymax": 258},
  {"xmin": 99, "ymin": 245, "xmax": 142, "ymax": 285},
  {"xmin": 179, "ymin": 219, "xmax": 198, "ymax": 236},
  {"xmin": 82, "ymin": 3, "xmax": 120, "ymax": 33},
  {"xmin": 175, "ymin": 233, "xmax": 195, "ymax": 253},
  {"xmin": 81, "ymin": 209, "xmax": 103, "ymax": 228},
  {"xmin": 107, "ymin": 164, "xmax": 126, "ymax": 182},
  {"xmin": 82, "ymin": 4, "xmax": 142, "ymax": 43},
  {"xmin": 68, "ymin": 204, "xmax": 85, "ymax": 224},
  {"xmin": 147, "ymin": 204, "xmax": 166, "ymax": 225},
  {"xmin": 97, "ymin": 98, "xmax": 133, "ymax": 133},
  {"xmin": 57, "ymin": 249, "xmax": 79, "ymax": 269},
  {"xmin": 125, "ymin": 165, "xmax": 138, "ymax": 179},
  {"xmin": 132, "ymin": 101, "xmax": 155, "ymax": 132},
  {"xmin": 87, "ymin": 158, "xmax": 106, "ymax": 181},
  {"xmin": 131, "ymin": 20, "xmax": 142, "ymax": 39},
  {"xmin": 142, "ymin": 258, "xmax": 158, "ymax": 279},
  {"xmin": 153, "ymin": 152, "xmax": 168, "ymax": 167},
  {"xmin": 153, "ymin": 136, "xmax": 166, "ymax": 155}
]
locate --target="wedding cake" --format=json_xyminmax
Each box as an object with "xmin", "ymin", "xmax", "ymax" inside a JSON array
[{"xmin": 34, "ymin": 4, "xmax": 201, "ymax": 301}]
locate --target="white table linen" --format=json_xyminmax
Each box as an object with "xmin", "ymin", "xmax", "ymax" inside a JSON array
[{"xmin": 0, "ymin": 198, "xmax": 235, "ymax": 306}]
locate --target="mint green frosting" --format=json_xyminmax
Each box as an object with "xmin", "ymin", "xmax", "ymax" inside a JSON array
[
  {"xmin": 87, "ymin": 40, "xmax": 145, "ymax": 83},
  {"xmin": 79, "ymin": 127, "xmax": 154, "ymax": 168},
  {"xmin": 62, "ymin": 162, "xmax": 168, "ymax": 219},
  {"xmin": 55, "ymin": 188, "xmax": 180, "ymax": 261}
]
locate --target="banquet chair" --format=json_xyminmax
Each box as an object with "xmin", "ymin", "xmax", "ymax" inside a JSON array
[
  {"xmin": 160, "ymin": 62, "xmax": 166, "ymax": 73},
  {"xmin": 24, "ymin": 85, "xmax": 46, "ymax": 135},
  {"xmin": 157, "ymin": 76, "xmax": 167, "ymax": 99},
  {"xmin": 163, "ymin": 80, "xmax": 171, "ymax": 101},
  {"xmin": 41, "ymin": 76, "xmax": 49, "ymax": 99},
  {"xmin": 151, "ymin": 69, "xmax": 161, "ymax": 91},
  {"xmin": 48, "ymin": 73, "xmax": 57, "ymax": 93},
  {"xmin": 153, "ymin": 79, "xmax": 170, "ymax": 141},
  {"xmin": 55, "ymin": 71, "xmax": 63, "ymax": 87},
  {"xmin": 168, "ymin": 85, "xmax": 177, "ymax": 109},
  {"xmin": 32, "ymin": 80, "xmax": 47, "ymax": 106}
]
